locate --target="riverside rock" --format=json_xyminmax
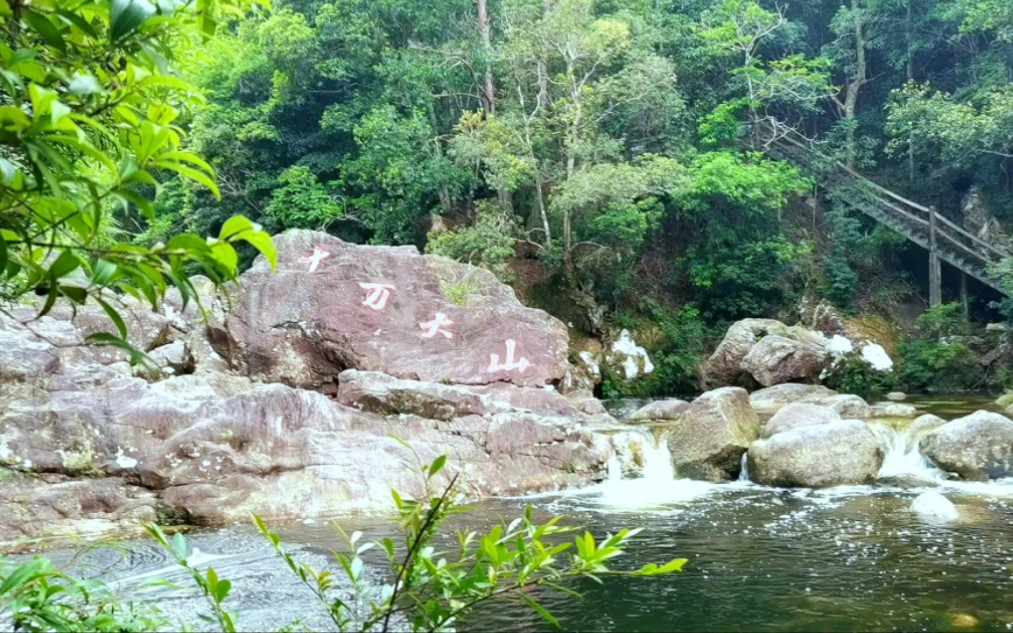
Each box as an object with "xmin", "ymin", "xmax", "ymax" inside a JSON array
[
  {"xmin": 702, "ymin": 319, "xmax": 830, "ymax": 389},
  {"xmin": 0, "ymin": 234, "xmax": 621, "ymax": 548},
  {"xmin": 207, "ymin": 230, "xmax": 569, "ymax": 389},
  {"xmin": 666, "ymin": 387, "xmax": 760, "ymax": 482},
  {"xmin": 629, "ymin": 399, "xmax": 690, "ymax": 421},
  {"xmin": 748, "ymin": 420, "xmax": 884, "ymax": 488},
  {"xmin": 761, "ymin": 403, "xmax": 841, "ymax": 439},
  {"xmin": 920, "ymin": 411, "xmax": 1013, "ymax": 481},
  {"xmin": 747, "ymin": 383, "xmax": 872, "ymax": 418}
]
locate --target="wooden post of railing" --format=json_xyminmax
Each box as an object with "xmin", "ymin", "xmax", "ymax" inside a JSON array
[
  {"xmin": 929, "ymin": 205, "xmax": 942, "ymax": 307},
  {"xmin": 960, "ymin": 272, "xmax": 969, "ymax": 318}
]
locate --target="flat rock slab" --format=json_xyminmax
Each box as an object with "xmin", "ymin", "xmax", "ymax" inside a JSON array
[{"xmin": 209, "ymin": 231, "xmax": 569, "ymax": 389}]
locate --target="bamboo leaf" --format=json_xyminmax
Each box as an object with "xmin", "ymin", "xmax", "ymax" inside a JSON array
[{"xmin": 521, "ymin": 594, "xmax": 560, "ymax": 629}]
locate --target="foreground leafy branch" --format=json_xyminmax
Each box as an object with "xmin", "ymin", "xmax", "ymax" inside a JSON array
[{"xmin": 252, "ymin": 452, "xmax": 687, "ymax": 633}]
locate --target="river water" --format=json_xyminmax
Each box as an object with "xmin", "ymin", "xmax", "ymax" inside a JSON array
[{"xmin": 13, "ymin": 395, "xmax": 1013, "ymax": 632}]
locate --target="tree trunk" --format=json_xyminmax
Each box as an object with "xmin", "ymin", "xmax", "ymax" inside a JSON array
[
  {"xmin": 907, "ymin": 0, "xmax": 915, "ymax": 185},
  {"xmin": 843, "ymin": 0, "xmax": 867, "ymax": 170},
  {"xmin": 477, "ymin": 0, "xmax": 495, "ymax": 116}
]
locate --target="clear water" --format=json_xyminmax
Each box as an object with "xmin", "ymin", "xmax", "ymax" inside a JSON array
[{"xmin": 16, "ymin": 394, "xmax": 1013, "ymax": 632}]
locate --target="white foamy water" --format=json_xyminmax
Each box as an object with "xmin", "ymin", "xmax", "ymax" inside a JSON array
[
  {"xmin": 595, "ymin": 433, "xmax": 731, "ymax": 507},
  {"xmin": 870, "ymin": 422, "xmax": 944, "ymax": 481}
]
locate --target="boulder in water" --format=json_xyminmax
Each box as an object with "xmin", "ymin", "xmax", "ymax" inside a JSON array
[
  {"xmin": 748, "ymin": 420, "xmax": 884, "ymax": 488},
  {"xmin": 920, "ymin": 410, "xmax": 1013, "ymax": 481},
  {"xmin": 666, "ymin": 387, "xmax": 759, "ymax": 482},
  {"xmin": 629, "ymin": 399, "xmax": 690, "ymax": 422},
  {"xmin": 748, "ymin": 383, "xmax": 839, "ymax": 414},
  {"xmin": 907, "ymin": 414, "xmax": 946, "ymax": 438},
  {"xmin": 824, "ymin": 394, "xmax": 873, "ymax": 419},
  {"xmin": 910, "ymin": 491, "xmax": 958, "ymax": 522},
  {"xmin": 761, "ymin": 403, "xmax": 841, "ymax": 439},
  {"xmin": 886, "ymin": 391, "xmax": 907, "ymax": 401},
  {"xmin": 740, "ymin": 334, "xmax": 830, "ymax": 388}
]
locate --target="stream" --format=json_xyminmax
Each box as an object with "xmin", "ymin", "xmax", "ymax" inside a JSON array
[{"xmin": 12, "ymin": 395, "xmax": 1013, "ymax": 632}]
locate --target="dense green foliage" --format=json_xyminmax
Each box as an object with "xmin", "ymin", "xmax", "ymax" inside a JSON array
[{"xmin": 11, "ymin": 0, "xmax": 1013, "ymax": 392}]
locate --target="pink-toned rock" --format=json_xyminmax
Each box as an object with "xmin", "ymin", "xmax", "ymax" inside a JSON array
[
  {"xmin": 0, "ymin": 309, "xmax": 611, "ymax": 547},
  {"xmin": 208, "ymin": 231, "xmax": 569, "ymax": 389}
]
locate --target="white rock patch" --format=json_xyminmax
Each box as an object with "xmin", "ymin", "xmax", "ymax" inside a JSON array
[
  {"xmin": 827, "ymin": 334, "xmax": 854, "ymax": 356},
  {"xmin": 610, "ymin": 329, "xmax": 654, "ymax": 380},
  {"xmin": 861, "ymin": 343, "xmax": 893, "ymax": 372},
  {"xmin": 114, "ymin": 448, "xmax": 138, "ymax": 469}
]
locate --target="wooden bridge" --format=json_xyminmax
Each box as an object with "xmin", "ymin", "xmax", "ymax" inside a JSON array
[{"xmin": 756, "ymin": 124, "xmax": 1011, "ymax": 304}]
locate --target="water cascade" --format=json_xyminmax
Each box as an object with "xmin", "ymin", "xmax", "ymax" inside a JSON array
[
  {"xmin": 869, "ymin": 422, "xmax": 945, "ymax": 483},
  {"xmin": 602, "ymin": 430, "xmax": 715, "ymax": 506},
  {"xmin": 738, "ymin": 452, "xmax": 750, "ymax": 482}
]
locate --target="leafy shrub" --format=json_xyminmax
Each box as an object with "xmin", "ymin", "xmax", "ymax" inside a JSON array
[
  {"xmin": 426, "ymin": 203, "xmax": 519, "ymax": 281},
  {"xmin": 607, "ymin": 302, "xmax": 711, "ymax": 397},
  {"xmin": 895, "ymin": 339, "xmax": 981, "ymax": 392},
  {"xmin": 893, "ymin": 303, "xmax": 981, "ymax": 392},
  {"xmin": 0, "ymin": 555, "xmax": 166, "ymax": 632},
  {"xmin": 826, "ymin": 354, "xmax": 897, "ymax": 397}
]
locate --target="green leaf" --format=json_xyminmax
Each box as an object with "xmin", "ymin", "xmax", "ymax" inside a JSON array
[
  {"xmin": 218, "ymin": 215, "xmax": 254, "ymax": 240},
  {"xmin": 60, "ymin": 285, "xmax": 87, "ymax": 304},
  {"xmin": 48, "ymin": 249, "xmax": 81, "ymax": 280},
  {"xmin": 153, "ymin": 160, "xmax": 220, "ymax": 198},
  {"xmin": 521, "ymin": 594, "xmax": 560, "ymax": 629},
  {"xmin": 0, "ymin": 235, "xmax": 6, "ymax": 276},
  {"xmin": 235, "ymin": 229, "xmax": 277, "ymax": 270},
  {"xmin": 37, "ymin": 278, "xmax": 59, "ymax": 318},
  {"xmin": 25, "ymin": 11, "xmax": 66, "ymax": 54},
  {"xmin": 94, "ymin": 295, "xmax": 128, "ymax": 339},
  {"xmin": 428, "ymin": 455, "xmax": 447, "ymax": 478},
  {"xmin": 92, "ymin": 259, "xmax": 117, "ymax": 285},
  {"xmin": 165, "ymin": 233, "xmax": 213, "ymax": 256},
  {"xmin": 56, "ymin": 10, "xmax": 99, "ymax": 38},
  {"xmin": 86, "ymin": 332, "xmax": 155, "ymax": 367},
  {"xmin": 210, "ymin": 240, "xmax": 238, "ymax": 272},
  {"xmin": 110, "ymin": 0, "xmax": 156, "ymax": 41},
  {"xmin": 0, "ymin": 558, "xmax": 48, "ymax": 595}
]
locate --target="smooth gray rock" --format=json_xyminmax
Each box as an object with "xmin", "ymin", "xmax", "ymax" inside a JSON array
[
  {"xmin": 629, "ymin": 399, "xmax": 690, "ymax": 421},
  {"xmin": 748, "ymin": 420, "xmax": 884, "ymax": 488},
  {"xmin": 761, "ymin": 403, "xmax": 841, "ymax": 439},
  {"xmin": 667, "ymin": 387, "xmax": 759, "ymax": 482},
  {"xmin": 920, "ymin": 411, "xmax": 1013, "ymax": 481}
]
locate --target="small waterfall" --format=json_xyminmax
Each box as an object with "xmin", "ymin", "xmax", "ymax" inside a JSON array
[
  {"xmin": 642, "ymin": 440, "xmax": 675, "ymax": 483},
  {"xmin": 738, "ymin": 451, "xmax": 750, "ymax": 482},
  {"xmin": 607, "ymin": 452, "xmax": 624, "ymax": 485},
  {"xmin": 871, "ymin": 422, "xmax": 944, "ymax": 482},
  {"xmin": 601, "ymin": 429, "xmax": 715, "ymax": 506}
]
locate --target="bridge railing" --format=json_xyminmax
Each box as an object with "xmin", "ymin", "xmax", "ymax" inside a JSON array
[{"xmin": 756, "ymin": 121, "xmax": 1012, "ymax": 271}]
